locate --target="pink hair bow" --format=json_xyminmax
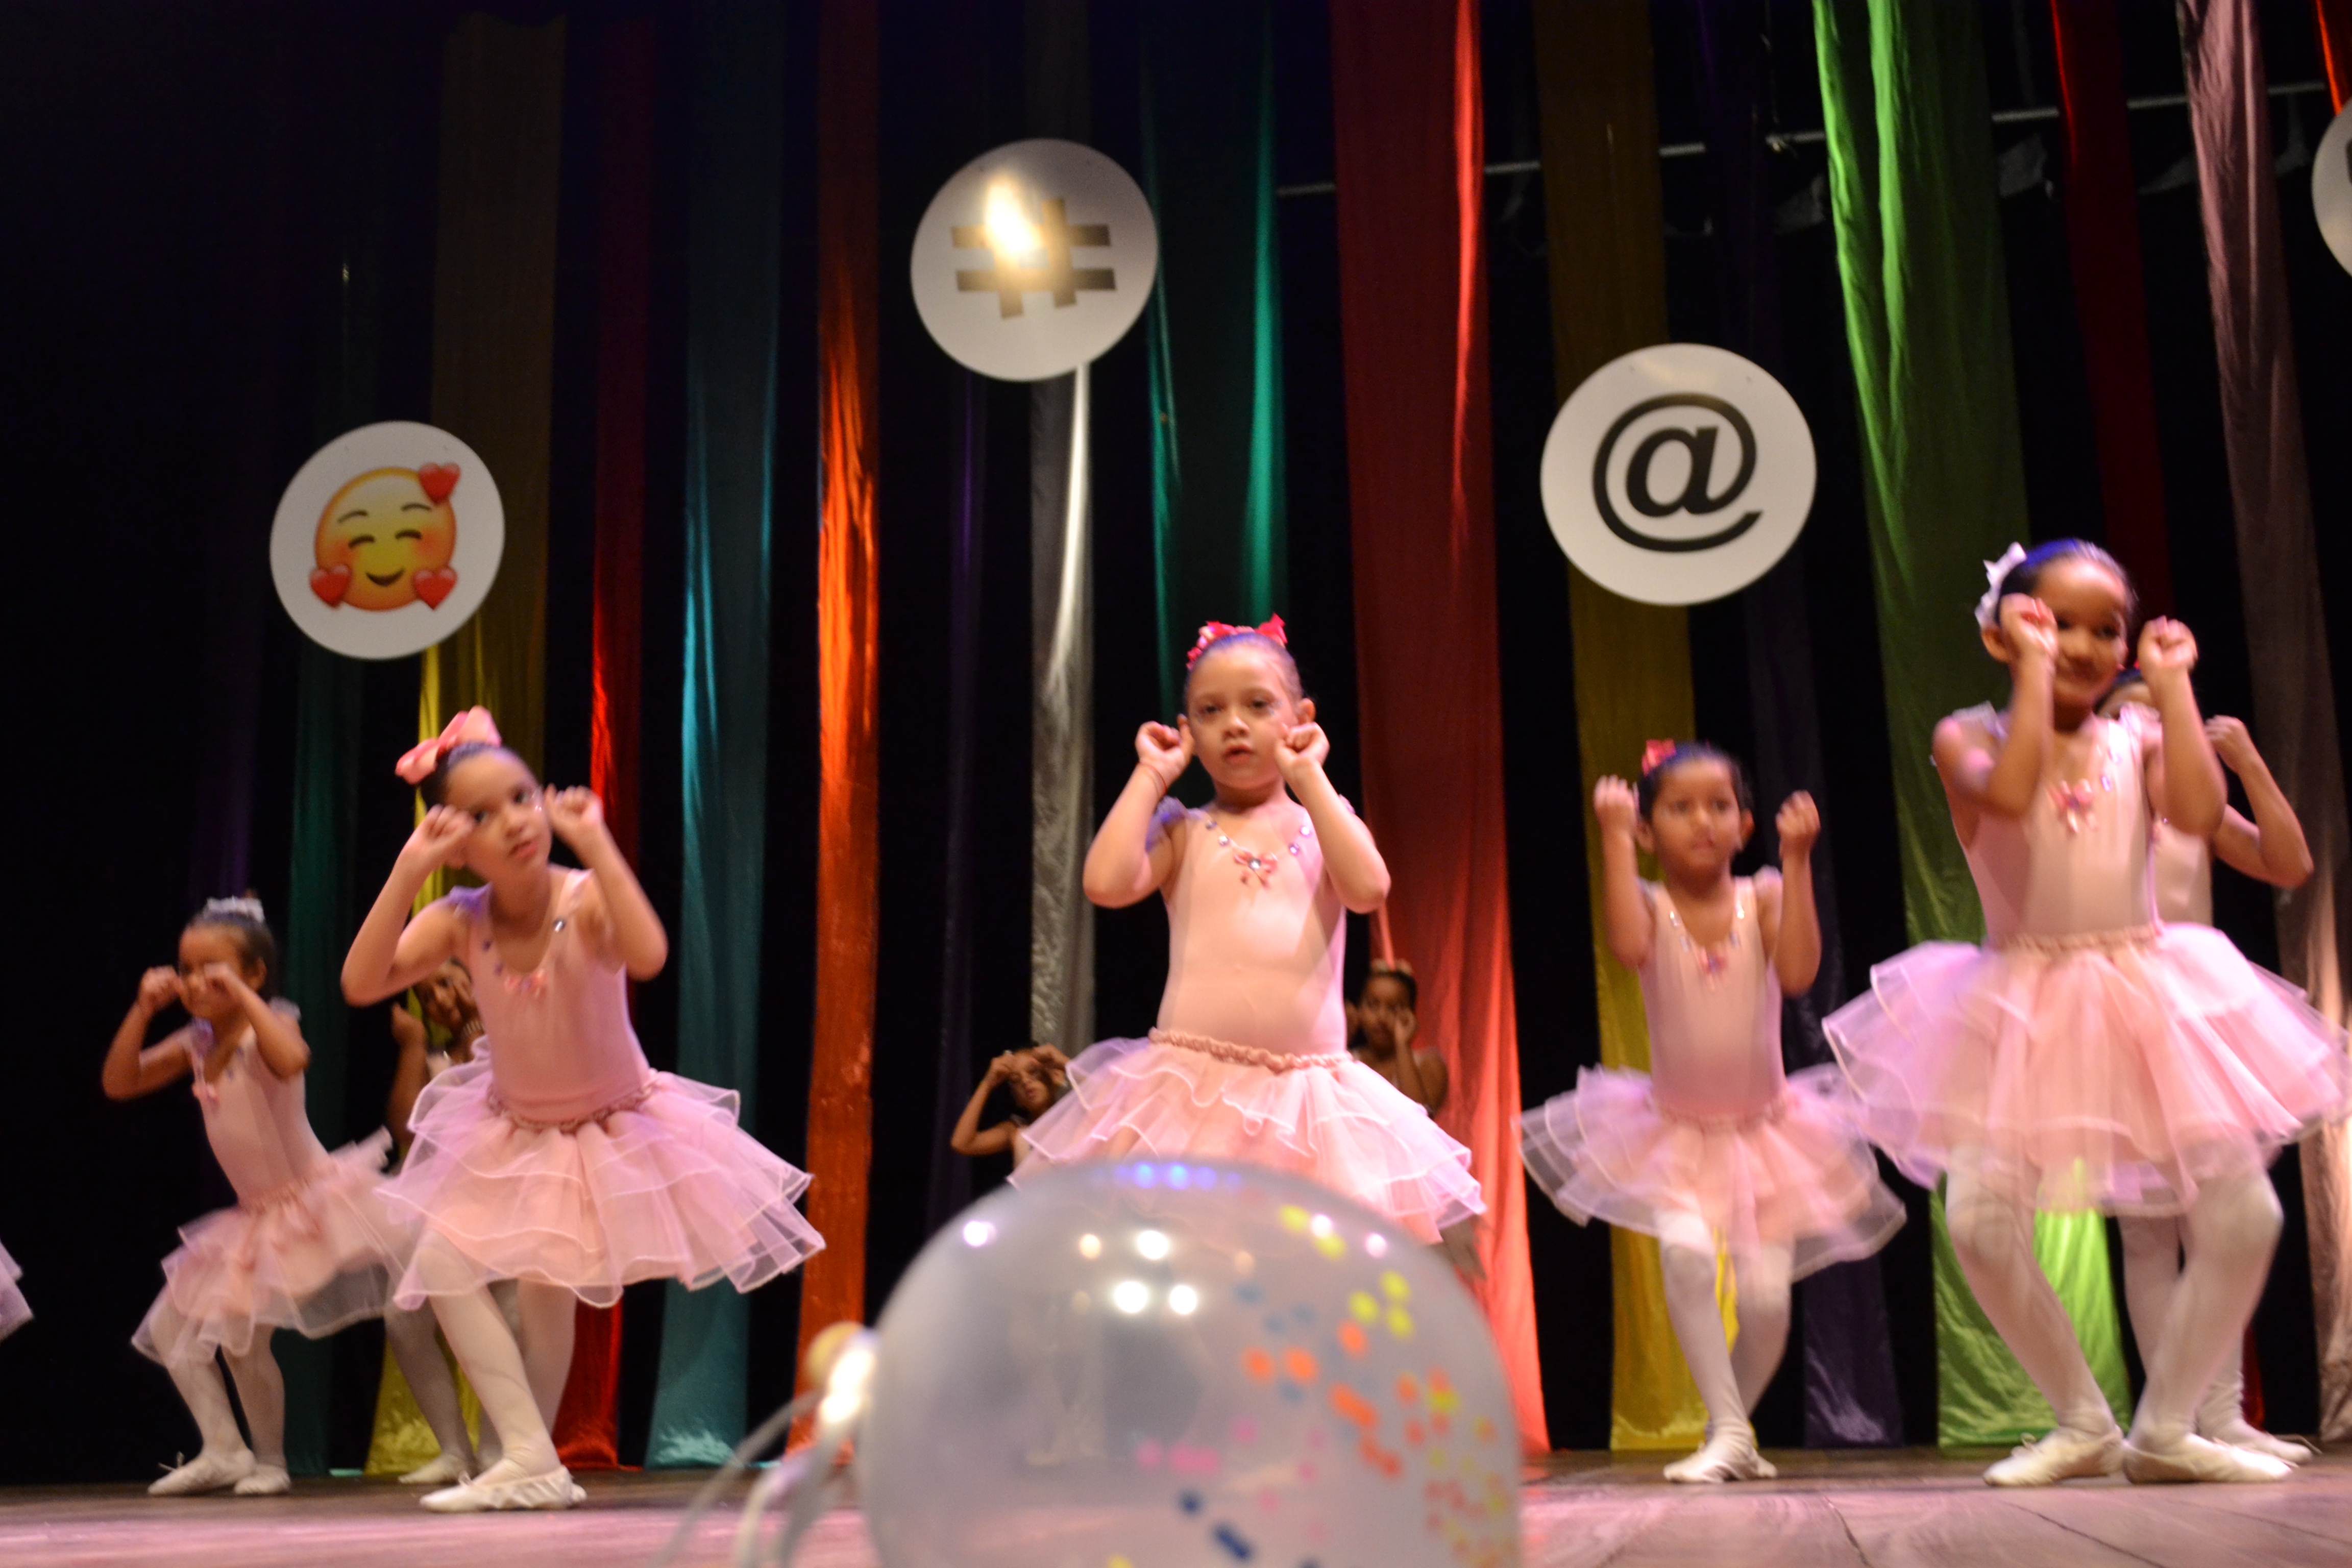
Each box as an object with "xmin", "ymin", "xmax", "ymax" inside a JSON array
[
  {"xmin": 1186, "ymin": 615, "xmax": 1288, "ymax": 670},
  {"xmin": 396, "ymin": 707, "xmax": 503, "ymax": 785},
  {"xmin": 1639, "ymin": 738, "xmax": 1679, "ymax": 775}
]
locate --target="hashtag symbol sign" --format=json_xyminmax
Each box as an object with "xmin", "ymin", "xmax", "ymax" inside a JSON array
[{"xmin": 952, "ymin": 197, "xmax": 1116, "ymax": 318}]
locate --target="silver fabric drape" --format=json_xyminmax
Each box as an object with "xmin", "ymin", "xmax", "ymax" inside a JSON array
[
  {"xmin": 1033, "ymin": 363, "xmax": 1095, "ymax": 1054},
  {"xmin": 2181, "ymin": 0, "xmax": 2352, "ymax": 1439}
]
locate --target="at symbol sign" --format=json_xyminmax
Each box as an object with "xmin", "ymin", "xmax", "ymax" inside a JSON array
[{"xmin": 1591, "ymin": 394, "xmax": 1760, "ymax": 553}]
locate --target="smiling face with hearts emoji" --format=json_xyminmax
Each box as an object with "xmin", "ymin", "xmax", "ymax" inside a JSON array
[{"xmin": 311, "ymin": 464, "xmax": 459, "ymax": 611}]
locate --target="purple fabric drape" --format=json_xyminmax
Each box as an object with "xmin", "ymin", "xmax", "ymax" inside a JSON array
[
  {"xmin": 1696, "ymin": 0, "xmax": 1902, "ymax": 1448},
  {"xmin": 2179, "ymin": 0, "xmax": 2352, "ymax": 1440}
]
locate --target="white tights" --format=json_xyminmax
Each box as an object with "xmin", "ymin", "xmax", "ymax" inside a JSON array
[
  {"xmin": 1657, "ymin": 1212, "xmax": 1794, "ymax": 1437},
  {"xmin": 1947, "ymin": 1165, "xmax": 2280, "ymax": 1446},
  {"xmin": 414, "ymin": 1237, "xmax": 576, "ymax": 1476},
  {"xmin": 2119, "ymin": 1214, "xmax": 2257, "ymax": 1434},
  {"xmin": 151, "ymin": 1309, "xmax": 287, "ymax": 1470},
  {"xmin": 384, "ymin": 1279, "xmax": 524, "ymax": 1467}
]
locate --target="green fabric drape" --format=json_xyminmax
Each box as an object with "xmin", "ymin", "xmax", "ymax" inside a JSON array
[
  {"xmin": 280, "ymin": 647, "xmax": 362, "ymax": 1474},
  {"xmin": 1140, "ymin": 0, "xmax": 1285, "ymax": 718},
  {"xmin": 646, "ymin": 0, "xmax": 787, "ymax": 1467},
  {"xmin": 1811, "ymin": 0, "xmax": 2127, "ymax": 1446}
]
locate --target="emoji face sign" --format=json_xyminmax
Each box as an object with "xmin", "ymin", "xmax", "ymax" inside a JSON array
[
  {"xmin": 312, "ymin": 465, "xmax": 460, "ymax": 611},
  {"xmin": 273, "ymin": 423, "xmax": 504, "ymax": 661}
]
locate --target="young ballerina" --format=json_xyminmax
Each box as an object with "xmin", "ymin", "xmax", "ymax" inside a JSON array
[
  {"xmin": 0, "ymin": 1240, "xmax": 27, "ymax": 1342},
  {"xmin": 103, "ymin": 897, "xmax": 398, "ymax": 1497},
  {"xmin": 1012, "ymin": 620, "xmax": 1486, "ymax": 1264},
  {"xmin": 2099, "ymin": 674, "xmax": 2317, "ymax": 1463},
  {"xmin": 1351, "ymin": 964, "xmax": 1448, "ymax": 1115},
  {"xmin": 1826, "ymin": 541, "xmax": 2350, "ymax": 1486},
  {"xmin": 342, "ymin": 708, "xmax": 823, "ymax": 1512},
  {"xmin": 1523, "ymin": 745, "xmax": 1904, "ymax": 1483},
  {"xmin": 949, "ymin": 1045, "xmax": 1071, "ymax": 1168}
]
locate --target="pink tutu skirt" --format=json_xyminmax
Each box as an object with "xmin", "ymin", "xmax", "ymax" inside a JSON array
[
  {"xmin": 1012, "ymin": 1030, "xmax": 1486, "ymax": 1243},
  {"xmin": 1521, "ymin": 1066, "xmax": 1905, "ymax": 1278},
  {"xmin": 1825, "ymin": 924, "xmax": 2352, "ymax": 1214},
  {"xmin": 133, "ymin": 1131, "xmax": 399, "ymax": 1366},
  {"xmin": 380, "ymin": 1060, "xmax": 823, "ymax": 1308},
  {"xmin": 0, "ymin": 1238, "xmax": 28, "ymax": 1341}
]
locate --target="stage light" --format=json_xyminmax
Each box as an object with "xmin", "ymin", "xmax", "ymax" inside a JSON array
[
  {"xmin": 983, "ymin": 179, "xmax": 1041, "ymax": 258},
  {"xmin": 1135, "ymin": 1229, "xmax": 1171, "ymax": 1261},
  {"xmin": 1167, "ymin": 1284, "xmax": 1199, "ymax": 1316},
  {"xmin": 1111, "ymin": 1279, "xmax": 1150, "ymax": 1314},
  {"xmin": 1077, "ymin": 1232, "xmax": 1102, "ymax": 1259},
  {"xmin": 962, "ymin": 1219, "xmax": 995, "ymax": 1248}
]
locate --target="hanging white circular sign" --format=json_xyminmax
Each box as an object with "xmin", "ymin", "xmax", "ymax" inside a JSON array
[
  {"xmin": 2318, "ymin": 100, "xmax": 2352, "ymax": 279},
  {"xmin": 1540, "ymin": 343, "xmax": 1815, "ymax": 606},
  {"xmin": 911, "ymin": 137, "xmax": 1158, "ymax": 382},
  {"xmin": 270, "ymin": 421, "xmax": 505, "ymax": 660}
]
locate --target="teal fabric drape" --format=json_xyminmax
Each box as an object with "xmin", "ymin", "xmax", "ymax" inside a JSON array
[
  {"xmin": 1140, "ymin": 0, "xmax": 1286, "ymax": 718},
  {"xmin": 646, "ymin": 0, "xmax": 787, "ymax": 1467},
  {"xmin": 1811, "ymin": 0, "xmax": 2128, "ymax": 1446}
]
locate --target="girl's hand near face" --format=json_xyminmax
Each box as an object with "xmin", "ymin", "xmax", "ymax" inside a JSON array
[
  {"xmin": 1136, "ymin": 722, "xmax": 1192, "ymax": 791},
  {"xmin": 1593, "ymin": 776, "xmax": 1639, "ymax": 841},
  {"xmin": 1998, "ymin": 595, "xmax": 2057, "ymax": 666},
  {"xmin": 135, "ymin": 966, "xmax": 182, "ymax": 1017},
  {"xmin": 2138, "ymin": 617, "xmax": 2199, "ymax": 691},
  {"xmin": 401, "ymin": 806, "xmax": 474, "ymax": 875},
  {"xmin": 1775, "ymin": 793, "xmax": 1820, "ymax": 862},
  {"xmin": 1275, "ymin": 721, "xmax": 1330, "ymax": 785},
  {"xmin": 544, "ymin": 787, "xmax": 607, "ymax": 850}
]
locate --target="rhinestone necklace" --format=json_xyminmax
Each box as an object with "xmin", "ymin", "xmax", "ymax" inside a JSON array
[{"xmin": 1205, "ymin": 808, "xmax": 1313, "ymax": 886}]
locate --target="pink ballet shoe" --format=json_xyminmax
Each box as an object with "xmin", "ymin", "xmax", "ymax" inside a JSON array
[
  {"xmin": 233, "ymin": 1465, "xmax": 291, "ymax": 1497},
  {"xmin": 1983, "ymin": 1426, "xmax": 2123, "ymax": 1487},
  {"xmin": 399, "ymin": 1451, "xmax": 473, "ymax": 1486},
  {"xmin": 149, "ymin": 1449, "xmax": 256, "ymax": 1496},
  {"xmin": 1662, "ymin": 1426, "xmax": 1777, "ymax": 1484},
  {"xmin": 421, "ymin": 1457, "xmax": 578, "ymax": 1512},
  {"xmin": 2123, "ymin": 1433, "xmax": 2292, "ymax": 1484}
]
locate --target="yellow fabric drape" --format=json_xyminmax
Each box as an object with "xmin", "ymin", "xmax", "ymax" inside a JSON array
[
  {"xmin": 369, "ymin": 12, "xmax": 566, "ymax": 1474},
  {"xmin": 1532, "ymin": 0, "xmax": 1716, "ymax": 1451}
]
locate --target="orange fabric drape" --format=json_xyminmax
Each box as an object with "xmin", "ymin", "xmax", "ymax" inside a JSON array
[
  {"xmin": 2319, "ymin": 0, "xmax": 2352, "ymax": 109},
  {"xmin": 798, "ymin": 0, "xmax": 882, "ymax": 1379},
  {"xmin": 1328, "ymin": 0, "xmax": 1547, "ymax": 1452}
]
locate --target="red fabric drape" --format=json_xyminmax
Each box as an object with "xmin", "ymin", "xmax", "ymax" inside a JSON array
[
  {"xmin": 2319, "ymin": 0, "xmax": 2352, "ymax": 110},
  {"xmin": 2049, "ymin": 0, "xmax": 2173, "ymax": 611},
  {"xmin": 556, "ymin": 13, "xmax": 659, "ymax": 1472},
  {"xmin": 798, "ymin": 0, "xmax": 881, "ymax": 1385},
  {"xmin": 1327, "ymin": 0, "xmax": 1547, "ymax": 1452}
]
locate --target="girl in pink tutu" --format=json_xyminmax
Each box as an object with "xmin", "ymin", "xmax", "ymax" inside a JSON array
[
  {"xmin": 0, "ymin": 1240, "xmax": 28, "ymax": 1342},
  {"xmin": 2100, "ymin": 675, "xmax": 2317, "ymax": 1464},
  {"xmin": 1523, "ymin": 745, "xmax": 1902, "ymax": 1483},
  {"xmin": 342, "ymin": 708, "xmax": 823, "ymax": 1512},
  {"xmin": 1013, "ymin": 620, "xmax": 1485, "ymax": 1263},
  {"xmin": 103, "ymin": 896, "xmax": 397, "ymax": 1498},
  {"xmin": 1826, "ymin": 540, "xmax": 2349, "ymax": 1487}
]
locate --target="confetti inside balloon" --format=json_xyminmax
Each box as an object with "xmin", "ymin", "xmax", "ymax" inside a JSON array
[{"xmin": 858, "ymin": 1160, "xmax": 1521, "ymax": 1568}]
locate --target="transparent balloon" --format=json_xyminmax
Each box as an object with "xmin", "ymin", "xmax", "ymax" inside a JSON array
[{"xmin": 858, "ymin": 1159, "xmax": 1521, "ymax": 1568}]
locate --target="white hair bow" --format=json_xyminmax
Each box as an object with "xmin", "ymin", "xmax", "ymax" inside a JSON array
[{"xmin": 1974, "ymin": 543, "xmax": 2028, "ymax": 631}]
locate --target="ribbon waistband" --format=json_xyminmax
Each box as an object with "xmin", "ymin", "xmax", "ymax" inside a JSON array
[
  {"xmin": 489, "ymin": 1077, "xmax": 657, "ymax": 1132},
  {"xmin": 1994, "ymin": 923, "xmax": 2160, "ymax": 954},
  {"xmin": 1150, "ymin": 1028, "xmax": 1350, "ymax": 1073}
]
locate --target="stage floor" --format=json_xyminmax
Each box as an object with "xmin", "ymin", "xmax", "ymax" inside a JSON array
[{"xmin": 4, "ymin": 1447, "xmax": 2346, "ymax": 1566}]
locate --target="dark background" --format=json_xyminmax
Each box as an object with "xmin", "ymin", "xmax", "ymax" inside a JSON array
[{"xmin": 2, "ymin": 0, "xmax": 2347, "ymax": 1480}]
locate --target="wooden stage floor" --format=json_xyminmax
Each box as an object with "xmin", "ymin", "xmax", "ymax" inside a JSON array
[{"xmin": 4, "ymin": 1447, "xmax": 2346, "ymax": 1566}]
